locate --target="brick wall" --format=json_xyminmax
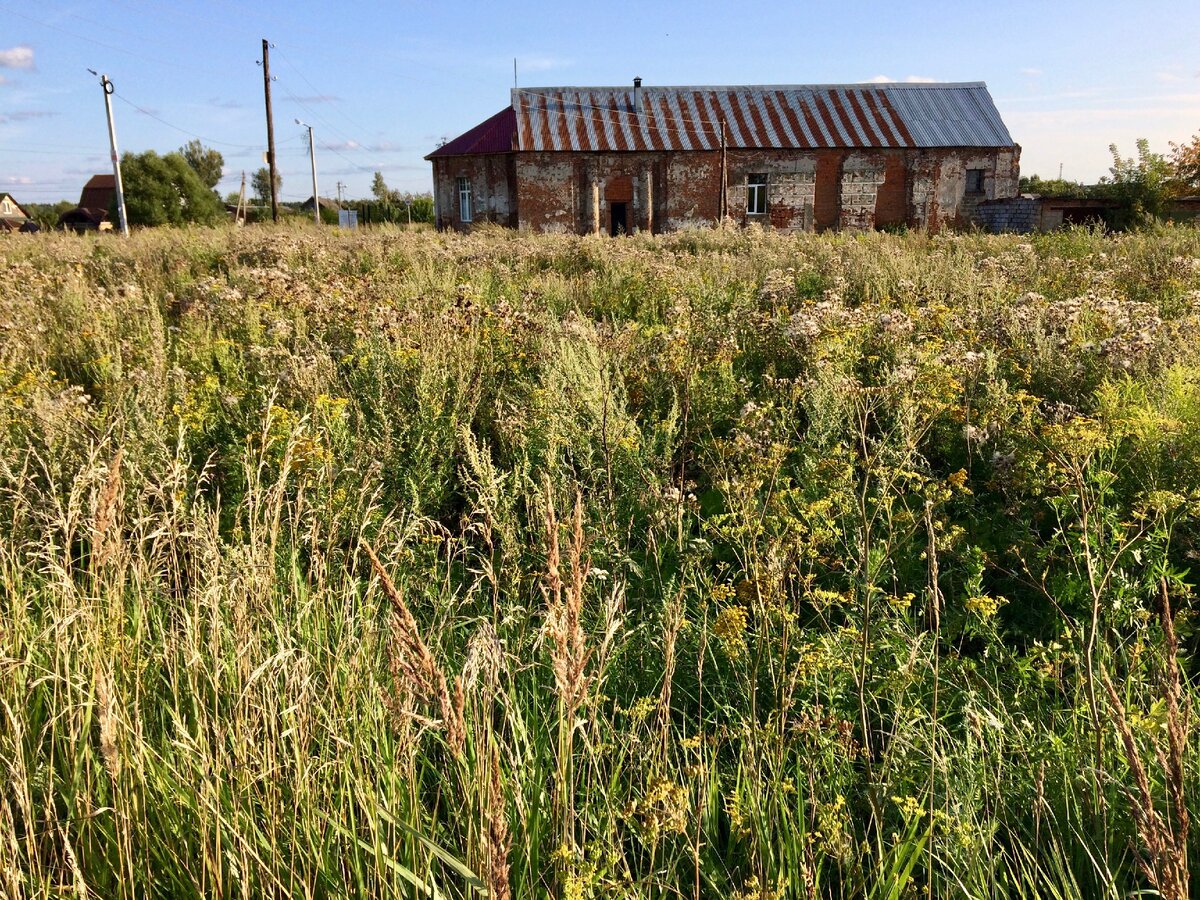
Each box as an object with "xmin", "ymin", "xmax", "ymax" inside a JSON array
[
  {"xmin": 435, "ymin": 145, "xmax": 1020, "ymax": 235},
  {"xmin": 814, "ymin": 152, "xmax": 844, "ymax": 230},
  {"xmin": 840, "ymin": 164, "xmax": 886, "ymax": 232},
  {"xmin": 874, "ymin": 155, "xmax": 908, "ymax": 227},
  {"xmin": 971, "ymin": 196, "xmax": 1041, "ymax": 233},
  {"xmin": 432, "ymin": 156, "xmax": 516, "ymax": 230}
]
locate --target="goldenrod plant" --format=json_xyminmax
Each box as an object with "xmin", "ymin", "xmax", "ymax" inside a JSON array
[{"xmin": 0, "ymin": 222, "xmax": 1197, "ymax": 898}]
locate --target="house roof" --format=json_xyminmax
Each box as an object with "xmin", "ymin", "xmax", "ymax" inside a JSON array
[
  {"xmin": 80, "ymin": 174, "xmax": 116, "ymax": 209},
  {"xmin": 0, "ymin": 192, "xmax": 28, "ymax": 218},
  {"xmin": 483, "ymin": 82, "xmax": 1011, "ymax": 154},
  {"xmin": 300, "ymin": 196, "xmax": 341, "ymax": 210},
  {"xmin": 425, "ymin": 107, "xmax": 517, "ymax": 159},
  {"xmin": 59, "ymin": 207, "xmax": 109, "ymax": 227}
]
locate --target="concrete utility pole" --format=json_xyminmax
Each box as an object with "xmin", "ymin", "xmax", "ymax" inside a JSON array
[
  {"xmin": 89, "ymin": 70, "xmax": 129, "ymax": 235},
  {"xmin": 260, "ymin": 39, "xmax": 280, "ymax": 223},
  {"xmin": 336, "ymin": 181, "xmax": 346, "ymax": 207},
  {"xmin": 297, "ymin": 119, "xmax": 319, "ymax": 225},
  {"xmin": 235, "ymin": 171, "xmax": 247, "ymax": 226},
  {"xmin": 718, "ymin": 119, "xmax": 728, "ymax": 224}
]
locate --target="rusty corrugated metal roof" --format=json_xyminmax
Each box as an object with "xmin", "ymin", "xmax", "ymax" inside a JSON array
[
  {"xmin": 425, "ymin": 107, "xmax": 516, "ymax": 158},
  {"xmin": 510, "ymin": 82, "xmax": 1013, "ymax": 152}
]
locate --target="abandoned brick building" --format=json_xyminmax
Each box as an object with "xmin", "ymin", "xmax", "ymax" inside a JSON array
[{"xmin": 427, "ymin": 80, "xmax": 1019, "ymax": 234}]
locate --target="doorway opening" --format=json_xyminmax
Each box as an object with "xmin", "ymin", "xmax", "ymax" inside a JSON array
[{"xmin": 609, "ymin": 202, "xmax": 628, "ymax": 236}]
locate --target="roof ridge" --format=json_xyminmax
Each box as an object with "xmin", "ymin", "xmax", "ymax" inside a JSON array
[{"xmin": 515, "ymin": 82, "xmax": 989, "ymax": 92}]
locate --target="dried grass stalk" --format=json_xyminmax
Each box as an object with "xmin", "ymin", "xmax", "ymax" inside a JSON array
[
  {"xmin": 92, "ymin": 448, "xmax": 124, "ymax": 572},
  {"xmin": 1101, "ymin": 580, "xmax": 1190, "ymax": 900},
  {"xmin": 95, "ymin": 669, "xmax": 120, "ymax": 779},
  {"xmin": 542, "ymin": 478, "xmax": 592, "ymax": 715},
  {"xmin": 363, "ymin": 539, "xmax": 465, "ymax": 755},
  {"xmin": 485, "ymin": 747, "xmax": 512, "ymax": 900}
]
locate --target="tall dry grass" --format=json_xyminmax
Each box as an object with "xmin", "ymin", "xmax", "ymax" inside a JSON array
[{"xmin": 1, "ymin": 222, "xmax": 1198, "ymax": 898}]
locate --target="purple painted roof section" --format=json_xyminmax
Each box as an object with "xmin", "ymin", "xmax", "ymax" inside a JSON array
[{"xmin": 425, "ymin": 107, "xmax": 516, "ymax": 159}]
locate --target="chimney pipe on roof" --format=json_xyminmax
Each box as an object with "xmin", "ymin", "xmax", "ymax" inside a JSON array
[{"xmin": 633, "ymin": 76, "xmax": 642, "ymax": 115}]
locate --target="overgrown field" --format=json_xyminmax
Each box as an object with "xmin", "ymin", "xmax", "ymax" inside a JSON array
[{"xmin": 1, "ymin": 223, "xmax": 1198, "ymax": 899}]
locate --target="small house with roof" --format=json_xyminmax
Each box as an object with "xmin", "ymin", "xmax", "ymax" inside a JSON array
[
  {"xmin": 58, "ymin": 174, "xmax": 116, "ymax": 232},
  {"xmin": 0, "ymin": 192, "xmax": 36, "ymax": 231},
  {"xmin": 427, "ymin": 80, "xmax": 1020, "ymax": 234}
]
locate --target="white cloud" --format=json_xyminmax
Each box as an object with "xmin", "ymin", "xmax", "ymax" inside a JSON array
[
  {"xmin": 1020, "ymin": 67, "xmax": 1043, "ymax": 77},
  {"xmin": 997, "ymin": 90, "xmax": 1102, "ymax": 103},
  {"xmin": 319, "ymin": 140, "xmax": 362, "ymax": 151},
  {"xmin": 865, "ymin": 75, "xmax": 939, "ymax": 84},
  {"xmin": 519, "ymin": 55, "xmax": 572, "ymax": 73},
  {"xmin": 0, "ymin": 109, "xmax": 56, "ymax": 124},
  {"xmin": 0, "ymin": 46, "xmax": 34, "ymax": 69},
  {"xmin": 5, "ymin": 176, "xmax": 33, "ymax": 185}
]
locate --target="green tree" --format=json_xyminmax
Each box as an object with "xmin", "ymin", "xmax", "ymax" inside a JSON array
[
  {"xmin": 400, "ymin": 191, "xmax": 434, "ymax": 223},
  {"xmin": 179, "ymin": 140, "xmax": 225, "ymax": 191},
  {"xmin": 1170, "ymin": 133, "xmax": 1200, "ymax": 193},
  {"xmin": 252, "ymin": 167, "xmax": 281, "ymax": 204},
  {"xmin": 117, "ymin": 150, "xmax": 226, "ymax": 227},
  {"xmin": 24, "ymin": 200, "xmax": 75, "ymax": 230},
  {"xmin": 1018, "ymin": 174, "xmax": 1089, "ymax": 198},
  {"xmin": 1096, "ymin": 138, "xmax": 1173, "ymax": 228},
  {"xmin": 371, "ymin": 170, "xmax": 398, "ymax": 204}
]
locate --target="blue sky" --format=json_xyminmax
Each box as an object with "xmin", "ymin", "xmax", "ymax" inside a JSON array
[{"xmin": 2, "ymin": 0, "xmax": 1198, "ymax": 204}]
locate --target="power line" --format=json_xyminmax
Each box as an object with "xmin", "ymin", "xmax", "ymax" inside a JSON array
[
  {"xmin": 111, "ymin": 91, "xmax": 264, "ymax": 150},
  {"xmin": 274, "ymin": 47, "xmax": 375, "ymax": 137},
  {"xmin": 2, "ymin": 6, "xmax": 213, "ymax": 76},
  {"xmin": 0, "ymin": 146, "xmax": 108, "ymax": 156}
]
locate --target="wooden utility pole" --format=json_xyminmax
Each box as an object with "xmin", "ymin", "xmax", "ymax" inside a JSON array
[{"xmin": 261, "ymin": 39, "xmax": 280, "ymax": 223}]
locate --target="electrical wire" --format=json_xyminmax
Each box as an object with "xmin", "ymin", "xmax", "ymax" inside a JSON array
[
  {"xmin": 512, "ymin": 87, "xmax": 731, "ymax": 143},
  {"xmin": 2, "ymin": 6, "xmax": 423, "ymax": 193},
  {"xmin": 110, "ymin": 92, "xmax": 265, "ymax": 150},
  {"xmin": 0, "ymin": 146, "xmax": 108, "ymax": 156},
  {"xmin": 274, "ymin": 47, "xmax": 376, "ymax": 138},
  {"xmin": 1, "ymin": 5, "xmax": 214, "ymax": 76}
]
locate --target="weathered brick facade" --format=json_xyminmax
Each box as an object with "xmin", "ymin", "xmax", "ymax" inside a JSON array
[{"xmin": 428, "ymin": 83, "xmax": 1019, "ymax": 235}]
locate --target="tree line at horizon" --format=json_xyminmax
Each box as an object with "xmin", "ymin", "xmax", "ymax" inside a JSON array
[{"xmin": 19, "ymin": 140, "xmax": 433, "ymax": 229}]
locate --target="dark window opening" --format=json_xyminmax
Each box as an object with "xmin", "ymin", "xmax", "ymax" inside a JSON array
[{"xmin": 966, "ymin": 169, "xmax": 986, "ymax": 194}]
